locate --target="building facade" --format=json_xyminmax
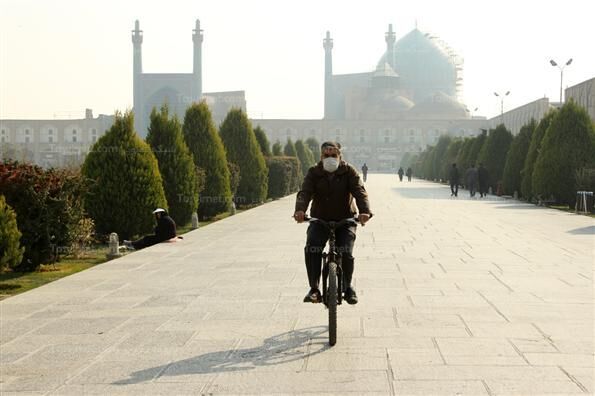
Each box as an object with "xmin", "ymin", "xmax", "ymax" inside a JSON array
[
  {"xmin": 566, "ymin": 77, "xmax": 595, "ymax": 121},
  {"xmin": 0, "ymin": 110, "xmax": 114, "ymax": 168}
]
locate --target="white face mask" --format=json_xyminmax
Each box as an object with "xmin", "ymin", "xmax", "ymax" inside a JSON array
[{"xmin": 323, "ymin": 157, "xmax": 339, "ymax": 173}]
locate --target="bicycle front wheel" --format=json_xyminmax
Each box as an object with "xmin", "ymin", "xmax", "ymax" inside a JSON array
[{"xmin": 327, "ymin": 261, "xmax": 338, "ymax": 346}]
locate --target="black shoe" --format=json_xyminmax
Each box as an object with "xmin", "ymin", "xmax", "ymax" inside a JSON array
[
  {"xmin": 303, "ymin": 288, "xmax": 321, "ymax": 303},
  {"xmin": 344, "ymin": 287, "xmax": 358, "ymax": 305}
]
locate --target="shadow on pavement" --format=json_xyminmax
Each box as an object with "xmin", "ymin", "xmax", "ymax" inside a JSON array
[
  {"xmin": 567, "ymin": 225, "xmax": 595, "ymax": 235},
  {"xmin": 113, "ymin": 326, "xmax": 329, "ymax": 385}
]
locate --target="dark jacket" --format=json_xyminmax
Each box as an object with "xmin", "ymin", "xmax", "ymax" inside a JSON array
[
  {"xmin": 154, "ymin": 215, "xmax": 177, "ymax": 242},
  {"xmin": 449, "ymin": 166, "xmax": 459, "ymax": 184},
  {"xmin": 295, "ymin": 161, "xmax": 372, "ymax": 221},
  {"xmin": 478, "ymin": 166, "xmax": 489, "ymax": 189}
]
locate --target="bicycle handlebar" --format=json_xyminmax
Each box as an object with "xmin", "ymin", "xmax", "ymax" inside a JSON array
[{"xmin": 303, "ymin": 216, "xmax": 359, "ymax": 228}]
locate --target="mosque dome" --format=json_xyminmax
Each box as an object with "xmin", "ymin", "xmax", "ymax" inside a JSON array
[
  {"xmin": 409, "ymin": 91, "xmax": 469, "ymax": 119},
  {"xmin": 378, "ymin": 28, "xmax": 462, "ymax": 102}
]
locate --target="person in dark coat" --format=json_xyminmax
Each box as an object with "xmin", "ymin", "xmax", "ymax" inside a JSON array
[
  {"xmin": 294, "ymin": 141, "xmax": 372, "ymax": 305},
  {"xmin": 465, "ymin": 164, "xmax": 479, "ymax": 197},
  {"xmin": 361, "ymin": 163, "xmax": 369, "ymax": 182},
  {"xmin": 397, "ymin": 167, "xmax": 404, "ymax": 182},
  {"xmin": 478, "ymin": 163, "xmax": 489, "ymax": 198},
  {"xmin": 124, "ymin": 208, "xmax": 177, "ymax": 250},
  {"xmin": 406, "ymin": 167, "xmax": 412, "ymax": 182},
  {"xmin": 449, "ymin": 163, "xmax": 459, "ymax": 197}
]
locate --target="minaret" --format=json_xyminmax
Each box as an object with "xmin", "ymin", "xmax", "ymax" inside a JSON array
[
  {"xmin": 323, "ymin": 31, "xmax": 333, "ymax": 119},
  {"xmin": 132, "ymin": 20, "xmax": 143, "ymax": 132},
  {"xmin": 192, "ymin": 19, "xmax": 203, "ymax": 101},
  {"xmin": 385, "ymin": 24, "xmax": 396, "ymax": 68}
]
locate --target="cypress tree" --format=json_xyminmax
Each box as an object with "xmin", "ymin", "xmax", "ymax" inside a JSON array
[
  {"xmin": 82, "ymin": 111, "xmax": 167, "ymax": 239},
  {"xmin": 183, "ymin": 101, "xmax": 232, "ymax": 218},
  {"xmin": 442, "ymin": 139, "xmax": 463, "ymax": 181},
  {"xmin": 431, "ymin": 135, "xmax": 451, "ymax": 181},
  {"xmin": 468, "ymin": 130, "xmax": 487, "ymax": 168},
  {"xmin": 219, "ymin": 108, "xmax": 268, "ymax": 205},
  {"xmin": 305, "ymin": 137, "xmax": 321, "ymax": 160},
  {"xmin": 147, "ymin": 105, "xmax": 197, "ymax": 225},
  {"xmin": 532, "ymin": 101, "xmax": 595, "ymax": 206},
  {"xmin": 520, "ymin": 110, "xmax": 557, "ymax": 200},
  {"xmin": 295, "ymin": 140, "xmax": 315, "ymax": 176},
  {"xmin": 0, "ymin": 195, "xmax": 24, "ymax": 272},
  {"xmin": 502, "ymin": 120, "xmax": 535, "ymax": 197},
  {"xmin": 254, "ymin": 126, "xmax": 272, "ymax": 156},
  {"xmin": 478, "ymin": 124, "xmax": 513, "ymax": 192},
  {"xmin": 272, "ymin": 141, "xmax": 283, "ymax": 156},
  {"xmin": 284, "ymin": 138, "xmax": 297, "ymax": 157}
]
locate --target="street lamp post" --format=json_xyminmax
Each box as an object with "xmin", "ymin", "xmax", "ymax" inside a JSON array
[
  {"xmin": 494, "ymin": 91, "xmax": 510, "ymax": 124},
  {"xmin": 550, "ymin": 58, "xmax": 573, "ymax": 103}
]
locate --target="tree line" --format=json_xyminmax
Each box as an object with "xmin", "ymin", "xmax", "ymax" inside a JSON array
[
  {"xmin": 402, "ymin": 100, "xmax": 595, "ymax": 206},
  {"xmin": 1, "ymin": 102, "xmax": 321, "ymax": 272}
]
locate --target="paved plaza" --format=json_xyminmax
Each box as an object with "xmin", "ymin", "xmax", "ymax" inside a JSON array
[{"xmin": 1, "ymin": 174, "xmax": 593, "ymax": 395}]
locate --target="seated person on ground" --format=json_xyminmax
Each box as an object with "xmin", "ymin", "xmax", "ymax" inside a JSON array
[{"xmin": 124, "ymin": 208, "xmax": 177, "ymax": 250}]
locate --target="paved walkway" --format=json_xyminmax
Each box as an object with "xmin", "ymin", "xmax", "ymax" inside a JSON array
[{"xmin": 1, "ymin": 175, "xmax": 593, "ymax": 395}]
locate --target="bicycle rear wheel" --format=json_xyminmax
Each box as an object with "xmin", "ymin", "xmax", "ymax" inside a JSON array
[{"xmin": 327, "ymin": 261, "xmax": 338, "ymax": 346}]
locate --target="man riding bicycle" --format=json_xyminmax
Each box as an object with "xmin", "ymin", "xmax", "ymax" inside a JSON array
[{"xmin": 293, "ymin": 141, "xmax": 372, "ymax": 305}]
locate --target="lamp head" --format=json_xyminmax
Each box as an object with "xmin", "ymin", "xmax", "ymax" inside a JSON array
[
  {"xmin": 566, "ymin": 58, "xmax": 573, "ymax": 66},
  {"xmin": 550, "ymin": 60, "xmax": 557, "ymax": 66}
]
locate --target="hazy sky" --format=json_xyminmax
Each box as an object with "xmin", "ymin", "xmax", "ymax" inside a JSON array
[{"xmin": 1, "ymin": 0, "xmax": 593, "ymax": 120}]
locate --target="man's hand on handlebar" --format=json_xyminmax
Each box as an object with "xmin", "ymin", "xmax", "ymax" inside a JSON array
[
  {"xmin": 358, "ymin": 213, "xmax": 370, "ymax": 226},
  {"xmin": 293, "ymin": 210, "xmax": 305, "ymax": 223}
]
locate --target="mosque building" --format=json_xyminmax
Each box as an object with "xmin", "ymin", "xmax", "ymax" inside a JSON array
[{"xmin": 1, "ymin": 21, "xmax": 592, "ymax": 171}]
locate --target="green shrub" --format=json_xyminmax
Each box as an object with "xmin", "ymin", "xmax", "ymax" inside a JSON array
[
  {"xmin": 287, "ymin": 156, "xmax": 302, "ymax": 193},
  {"xmin": 532, "ymin": 101, "xmax": 595, "ymax": 206},
  {"xmin": 219, "ymin": 109, "xmax": 268, "ymax": 205},
  {"xmin": 82, "ymin": 111, "xmax": 167, "ymax": 239},
  {"xmin": 0, "ymin": 161, "xmax": 88, "ymax": 271},
  {"xmin": 0, "ymin": 195, "xmax": 24, "ymax": 272},
  {"xmin": 502, "ymin": 120, "xmax": 535, "ymax": 197},
  {"xmin": 266, "ymin": 157, "xmax": 293, "ymax": 199},
  {"xmin": 147, "ymin": 105, "xmax": 198, "ymax": 225},
  {"xmin": 183, "ymin": 101, "xmax": 232, "ymax": 219},
  {"xmin": 521, "ymin": 110, "xmax": 557, "ymax": 200}
]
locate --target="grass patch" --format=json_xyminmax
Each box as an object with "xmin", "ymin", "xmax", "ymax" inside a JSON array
[{"xmin": 0, "ymin": 247, "xmax": 108, "ymax": 300}]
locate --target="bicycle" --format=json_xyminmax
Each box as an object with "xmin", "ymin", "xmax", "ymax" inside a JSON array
[{"xmin": 304, "ymin": 216, "xmax": 358, "ymax": 346}]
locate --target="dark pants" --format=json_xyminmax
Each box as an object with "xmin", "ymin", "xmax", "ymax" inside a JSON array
[
  {"xmin": 304, "ymin": 222, "xmax": 357, "ymax": 291},
  {"xmin": 132, "ymin": 235, "xmax": 162, "ymax": 250},
  {"xmin": 450, "ymin": 183, "xmax": 458, "ymax": 196},
  {"xmin": 363, "ymin": 173, "xmax": 367, "ymax": 182}
]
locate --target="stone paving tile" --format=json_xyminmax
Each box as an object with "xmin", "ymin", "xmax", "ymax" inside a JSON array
[
  {"xmin": 484, "ymin": 379, "xmax": 586, "ymax": 395},
  {"xmin": 392, "ymin": 379, "xmax": 489, "ymax": 395},
  {"xmin": 205, "ymin": 371, "xmax": 391, "ymax": 394}
]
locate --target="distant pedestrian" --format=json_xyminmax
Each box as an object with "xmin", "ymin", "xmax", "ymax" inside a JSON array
[
  {"xmin": 465, "ymin": 164, "xmax": 479, "ymax": 197},
  {"xmin": 478, "ymin": 163, "xmax": 489, "ymax": 198},
  {"xmin": 361, "ymin": 163, "xmax": 369, "ymax": 182},
  {"xmin": 406, "ymin": 167, "xmax": 412, "ymax": 182},
  {"xmin": 449, "ymin": 163, "xmax": 459, "ymax": 197},
  {"xmin": 397, "ymin": 167, "xmax": 404, "ymax": 182}
]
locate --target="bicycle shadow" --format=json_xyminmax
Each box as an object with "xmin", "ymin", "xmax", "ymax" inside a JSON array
[{"xmin": 113, "ymin": 326, "xmax": 329, "ymax": 385}]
